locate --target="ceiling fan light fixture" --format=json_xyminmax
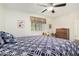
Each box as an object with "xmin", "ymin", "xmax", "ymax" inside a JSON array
[
  {"xmin": 40, "ymin": 3, "xmax": 66, "ymax": 13},
  {"xmin": 47, "ymin": 7, "xmax": 53, "ymax": 11}
]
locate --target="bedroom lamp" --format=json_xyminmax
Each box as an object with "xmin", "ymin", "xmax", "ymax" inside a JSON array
[{"xmin": 42, "ymin": 32, "xmax": 49, "ymax": 36}]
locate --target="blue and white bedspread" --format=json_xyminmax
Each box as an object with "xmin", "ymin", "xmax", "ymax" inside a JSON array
[{"xmin": 0, "ymin": 36, "xmax": 78, "ymax": 56}]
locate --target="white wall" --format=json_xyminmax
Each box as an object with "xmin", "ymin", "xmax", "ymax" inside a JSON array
[
  {"xmin": 4, "ymin": 9, "xmax": 52, "ymax": 37},
  {"xmin": 0, "ymin": 4, "xmax": 5, "ymax": 31},
  {"xmin": 75, "ymin": 13, "xmax": 79, "ymax": 40},
  {"xmin": 51, "ymin": 12, "xmax": 78, "ymax": 41}
]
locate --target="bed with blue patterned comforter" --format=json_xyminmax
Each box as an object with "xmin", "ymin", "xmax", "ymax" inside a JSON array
[{"xmin": 0, "ymin": 35, "xmax": 79, "ymax": 56}]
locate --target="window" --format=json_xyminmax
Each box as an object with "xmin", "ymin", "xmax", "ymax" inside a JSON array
[
  {"xmin": 31, "ymin": 22, "xmax": 45, "ymax": 31},
  {"xmin": 30, "ymin": 16, "xmax": 46, "ymax": 31},
  {"xmin": 31, "ymin": 23, "xmax": 35, "ymax": 31}
]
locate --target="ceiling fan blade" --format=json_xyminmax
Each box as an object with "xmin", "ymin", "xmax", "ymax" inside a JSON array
[
  {"xmin": 41, "ymin": 9, "xmax": 47, "ymax": 13},
  {"xmin": 54, "ymin": 3, "xmax": 66, "ymax": 7},
  {"xmin": 51, "ymin": 10, "xmax": 55, "ymax": 13}
]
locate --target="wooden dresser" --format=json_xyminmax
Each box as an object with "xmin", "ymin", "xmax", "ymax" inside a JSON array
[{"xmin": 55, "ymin": 28, "xmax": 69, "ymax": 40}]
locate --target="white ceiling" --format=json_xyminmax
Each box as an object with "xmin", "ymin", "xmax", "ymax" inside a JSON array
[{"xmin": 2, "ymin": 3, "xmax": 79, "ymax": 18}]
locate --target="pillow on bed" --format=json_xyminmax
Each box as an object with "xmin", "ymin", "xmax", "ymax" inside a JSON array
[
  {"xmin": 0, "ymin": 31, "xmax": 4, "ymax": 36},
  {"xmin": 0, "ymin": 37, "xmax": 4, "ymax": 47},
  {"xmin": 1, "ymin": 32, "xmax": 17, "ymax": 44}
]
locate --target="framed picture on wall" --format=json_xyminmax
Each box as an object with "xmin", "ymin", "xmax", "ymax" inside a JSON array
[
  {"xmin": 49, "ymin": 24, "xmax": 52, "ymax": 29},
  {"xmin": 17, "ymin": 20, "xmax": 25, "ymax": 28}
]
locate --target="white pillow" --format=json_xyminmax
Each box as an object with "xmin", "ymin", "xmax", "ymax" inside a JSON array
[{"xmin": 0, "ymin": 37, "xmax": 4, "ymax": 47}]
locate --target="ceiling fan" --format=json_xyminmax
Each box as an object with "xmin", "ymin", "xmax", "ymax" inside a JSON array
[{"xmin": 38, "ymin": 3, "xmax": 66, "ymax": 13}]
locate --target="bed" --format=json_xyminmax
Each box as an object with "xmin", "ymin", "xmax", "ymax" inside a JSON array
[{"xmin": 0, "ymin": 34, "xmax": 79, "ymax": 56}]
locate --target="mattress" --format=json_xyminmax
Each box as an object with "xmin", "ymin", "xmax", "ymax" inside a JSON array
[{"xmin": 0, "ymin": 36, "xmax": 78, "ymax": 56}]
